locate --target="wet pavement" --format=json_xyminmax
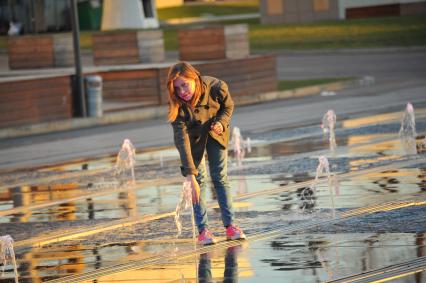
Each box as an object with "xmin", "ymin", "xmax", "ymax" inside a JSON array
[{"xmin": 1, "ymin": 107, "xmax": 426, "ymax": 282}]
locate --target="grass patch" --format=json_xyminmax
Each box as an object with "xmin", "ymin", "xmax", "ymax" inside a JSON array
[
  {"xmin": 0, "ymin": 38, "xmax": 5, "ymax": 49},
  {"xmin": 163, "ymin": 28, "xmax": 179, "ymax": 51},
  {"xmin": 278, "ymin": 78, "xmax": 353, "ymax": 91},
  {"xmin": 157, "ymin": 0, "xmax": 259, "ymax": 20},
  {"xmin": 162, "ymin": 15, "xmax": 426, "ymax": 51},
  {"xmin": 250, "ymin": 15, "xmax": 426, "ymax": 50},
  {"xmin": 80, "ymin": 31, "xmax": 93, "ymax": 49}
]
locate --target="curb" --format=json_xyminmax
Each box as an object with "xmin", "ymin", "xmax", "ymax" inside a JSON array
[
  {"xmin": 254, "ymin": 46, "xmax": 426, "ymax": 56},
  {"xmin": 234, "ymin": 79, "xmax": 358, "ymax": 105},
  {"xmin": 0, "ymin": 106, "xmax": 168, "ymax": 140},
  {"xmin": 0, "ymin": 79, "xmax": 359, "ymax": 140},
  {"xmin": 160, "ymin": 13, "xmax": 260, "ymax": 26}
]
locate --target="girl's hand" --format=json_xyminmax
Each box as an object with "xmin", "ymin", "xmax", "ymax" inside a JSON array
[
  {"xmin": 186, "ymin": 175, "xmax": 200, "ymax": 204},
  {"xmin": 210, "ymin": 122, "xmax": 224, "ymax": 135}
]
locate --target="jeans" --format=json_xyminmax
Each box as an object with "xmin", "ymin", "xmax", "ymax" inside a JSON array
[{"xmin": 193, "ymin": 136, "xmax": 234, "ymax": 232}]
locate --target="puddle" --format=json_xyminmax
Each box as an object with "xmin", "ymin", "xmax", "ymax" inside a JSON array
[
  {"xmin": 0, "ymin": 183, "xmax": 185, "ymax": 223},
  {"xmin": 255, "ymin": 166, "xmax": 426, "ymax": 214},
  {"xmin": 2, "ymin": 160, "xmax": 425, "ymax": 238},
  {"xmin": 1, "ymin": 198, "xmax": 425, "ymax": 282},
  {"xmin": 0, "ymin": 174, "xmax": 274, "ymax": 224},
  {"xmin": 5, "ymin": 232, "xmax": 423, "ymax": 282},
  {"xmin": 35, "ymin": 147, "xmax": 179, "ymax": 173},
  {"xmin": 342, "ymin": 108, "xmax": 426, "ymax": 129},
  {"xmin": 243, "ymin": 232, "xmax": 426, "ymax": 282},
  {"xmin": 2, "ymin": 241, "xmax": 179, "ymax": 282},
  {"xmin": 1, "ymin": 109, "xmax": 426, "ymax": 282},
  {"xmin": 4, "ymin": 166, "xmax": 424, "ymax": 281}
]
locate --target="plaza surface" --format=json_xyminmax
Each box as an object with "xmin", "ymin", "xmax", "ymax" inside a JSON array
[{"xmin": 0, "ymin": 49, "xmax": 426, "ymax": 282}]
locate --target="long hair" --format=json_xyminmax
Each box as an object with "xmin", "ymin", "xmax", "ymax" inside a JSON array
[{"xmin": 167, "ymin": 62, "xmax": 203, "ymax": 122}]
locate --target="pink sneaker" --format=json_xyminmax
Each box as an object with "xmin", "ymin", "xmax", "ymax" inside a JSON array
[
  {"xmin": 226, "ymin": 224, "xmax": 246, "ymax": 240},
  {"xmin": 198, "ymin": 228, "xmax": 217, "ymax": 245}
]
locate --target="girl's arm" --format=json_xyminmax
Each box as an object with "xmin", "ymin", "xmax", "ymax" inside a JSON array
[
  {"xmin": 214, "ymin": 81, "xmax": 234, "ymax": 130},
  {"xmin": 172, "ymin": 112, "xmax": 198, "ymax": 177},
  {"xmin": 172, "ymin": 113, "xmax": 201, "ymax": 204},
  {"xmin": 186, "ymin": 174, "xmax": 200, "ymax": 204}
]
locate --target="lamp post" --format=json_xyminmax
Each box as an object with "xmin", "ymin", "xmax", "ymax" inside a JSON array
[{"xmin": 70, "ymin": 0, "xmax": 86, "ymax": 117}]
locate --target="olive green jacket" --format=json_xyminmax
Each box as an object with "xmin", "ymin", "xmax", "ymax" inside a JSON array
[{"xmin": 171, "ymin": 76, "xmax": 234, "ymax": 176}]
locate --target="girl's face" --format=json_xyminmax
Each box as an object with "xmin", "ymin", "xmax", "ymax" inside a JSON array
[{"xmin": 173, "ymin": 76, "xmax": 195, "ymax": 102}]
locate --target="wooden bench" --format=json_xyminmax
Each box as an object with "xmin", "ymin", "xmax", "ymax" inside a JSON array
[
  {"xmin": 8, "ymin": 34, "xmax": 74, "ymax": 70},
  {"xmin": 90, "ymin": 68, "xmax": 164, "ymax": 106},
  {"xmin": 92, "ymin": 30, "xmax": 165, "ymax": 66},
  {"xmin": 0, "ymin": 76, "xmax": 73, "ymax": 128},
  {"xmin": 178, "ymin": 24, "xmax": 250, "ymax": 61}
]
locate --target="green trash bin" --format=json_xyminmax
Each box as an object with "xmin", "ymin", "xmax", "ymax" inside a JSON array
[{"xmin": 78, "ymin": 0, "xmax": 102, "ymax": 31}]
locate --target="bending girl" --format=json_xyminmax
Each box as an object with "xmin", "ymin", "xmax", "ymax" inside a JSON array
[{"xmin": 167, "ymin": 61, "xmax": 246, "ymax": 245}]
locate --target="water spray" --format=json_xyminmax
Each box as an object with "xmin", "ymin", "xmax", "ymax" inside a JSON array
[
  {"xmin": 321, "ymin": 110, "xmax": 337, "ymax": 152},
  {"xmin": 114, "ymin": 139, "xmax": 136, "ymax": 186},
  {"xmin": 399, "ymin": 103, "xmax": 417, "ymax": 155},
  {"xmin": 232, "ymin": 127, "xmax": 244, "ymax": 167},
  {"xmin": 174, "ymin": 180, "xmax": 197, "ymax": 253},
  {"xmin": 1, "ymin": 235, "xmax": 19, "ymax": 283},
  {"xmin": 231, "ymin": 127, "xmax": 252, "ymax": 167},
  {"xmin": 304, "ymin": 156, "xmax": 337, "ymax": 218}
]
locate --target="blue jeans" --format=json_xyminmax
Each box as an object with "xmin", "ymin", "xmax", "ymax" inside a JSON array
[{"xmin": 193, "ymin": 136, "xmax": 234, "ymax": 233}]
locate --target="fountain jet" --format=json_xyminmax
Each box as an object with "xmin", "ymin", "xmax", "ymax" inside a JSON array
[
  {"xmin": 1, "ymin": 235, "xmax": 18, "ymax": 283},
  {"xmin": 174, "ymin": 181, "xmax": 197, "ymax": 246},
  {"xmin": 399, "ymin": 103, "xmax": 417, "ymax": 155},
  {"xmin": 114, "ymin": 139, "xmax": 136, "ymax": 186},
  {"xmin": 321, "ymin": 110, "xmax": 337, "ymax": 152}
]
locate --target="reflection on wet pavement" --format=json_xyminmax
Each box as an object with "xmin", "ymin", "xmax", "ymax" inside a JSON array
[
  {"xmin": 8, "ymin": 231, "xmax": 424, "ymax": 282},
  {"xmin": 249, "ymin": 233, "xmax": 425, "ymax": 282},
  {"xmin": 342, "ymin": 109, "xmax": 426, "ymax": 129},
  {"xmin": 0, "ymin": 181, "xmax": 186, "ymax": 225}
]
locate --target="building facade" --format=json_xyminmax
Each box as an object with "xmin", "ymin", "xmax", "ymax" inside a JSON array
[{"xmin": 260, "ymin": 0, "xmax": 426, "ymax": 24}]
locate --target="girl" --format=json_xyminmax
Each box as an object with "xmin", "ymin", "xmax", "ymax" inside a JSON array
[{"xmin": 167, "ymin": 62, "xmax": 246, "ymax": 245}]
